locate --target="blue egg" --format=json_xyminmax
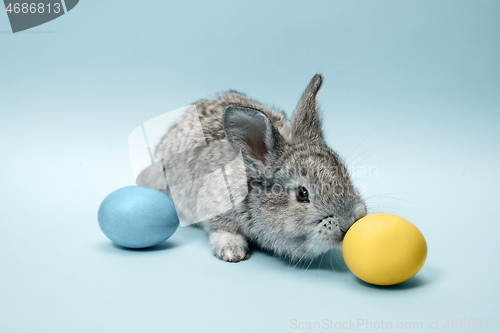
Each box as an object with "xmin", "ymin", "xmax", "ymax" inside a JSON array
[{"xmin": 98, "ymin": 186, "xmax": 179, "ymax": 249}]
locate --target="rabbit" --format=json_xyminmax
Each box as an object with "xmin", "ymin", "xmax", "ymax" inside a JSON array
[{"xmin": 137, "ymin": 74, "xmax": 367, "ymax": 263}]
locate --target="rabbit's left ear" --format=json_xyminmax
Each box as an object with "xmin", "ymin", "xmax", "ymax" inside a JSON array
[
  {"xmin": 223, "ymin": 106, "xmax": 284, "ymax": 170},
  {"xmin": 291, "ymin": 74, "xmax": 325, "ymax": 145}
]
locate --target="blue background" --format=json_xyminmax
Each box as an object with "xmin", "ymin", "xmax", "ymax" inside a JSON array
[{"xmin": 1, "ymin": 1, "xmax": 499, "ymax": 332}]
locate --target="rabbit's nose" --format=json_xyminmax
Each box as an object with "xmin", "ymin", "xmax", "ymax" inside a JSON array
[{"xmin": 340, "ymin": 217, "xmax": 356, "ymax": 233}]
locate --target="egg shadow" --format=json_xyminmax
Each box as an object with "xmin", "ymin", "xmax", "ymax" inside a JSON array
[
  {"xmin": 354, "ymin": 275, "xmax": 428, "ymax": 290},
  {"xmin": 110, "ymin": 240, "xmax": 179, "ymax": 252}
]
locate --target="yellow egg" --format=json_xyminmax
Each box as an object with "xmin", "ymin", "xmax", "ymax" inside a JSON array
[{"xmin": 342, "ymin": 213, "xmax": 427, "ymax": 286}]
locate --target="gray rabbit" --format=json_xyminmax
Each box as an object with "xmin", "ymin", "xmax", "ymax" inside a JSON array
[{"xmin": 138, "ymin": 74, "xmax": 366, "ymax": 263}]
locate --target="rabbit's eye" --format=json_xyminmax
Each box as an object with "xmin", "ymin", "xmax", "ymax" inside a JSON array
[{"xmin": 296, "ymin": 186, "xmax": 310, "ymax": 203}]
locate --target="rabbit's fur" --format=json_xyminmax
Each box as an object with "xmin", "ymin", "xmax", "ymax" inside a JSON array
[{"xmin": 138, "ymin": 75, "xmax": 366, "ymax": 262}]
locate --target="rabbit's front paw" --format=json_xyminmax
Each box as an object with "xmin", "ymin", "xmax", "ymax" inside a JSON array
[{"xmin": 209, "ymin": 230, "xmax": 250, "ymax": 263}]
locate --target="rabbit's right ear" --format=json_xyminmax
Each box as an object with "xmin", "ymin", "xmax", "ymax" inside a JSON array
[
  {"xmin": 223, "ymin": 106, "xmax": 284, "ymax": 170},
  {"xmin": 291, "ymin": 74, "xmax": 325, "ymax": 145}
]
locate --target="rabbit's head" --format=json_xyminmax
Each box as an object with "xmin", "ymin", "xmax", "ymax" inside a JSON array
[{"xmin": 223, "ymin": 75, "xmax": 366, "ymax": 261}]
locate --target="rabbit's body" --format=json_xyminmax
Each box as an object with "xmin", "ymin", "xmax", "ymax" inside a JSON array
[{"xmin": 138, "ymin": 75, "xmax": 366, "ymax": 262}]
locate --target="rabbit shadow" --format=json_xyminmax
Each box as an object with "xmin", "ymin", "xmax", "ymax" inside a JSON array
[
  {"xmin": 310, "ymin": 247, "xmax": 351, "ymax": 272},
  {"xmin": 253, "ymin": 245, "xmax": 351, "ymax": 273}
]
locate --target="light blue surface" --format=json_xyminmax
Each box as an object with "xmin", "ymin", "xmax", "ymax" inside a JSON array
[
  {"xmin": 1, "ymin": 1, "xmax": 499, "ymax": 332},
  {"xmin": 98, "ymin": 186, "xmax": 178, "ymax": 248}
]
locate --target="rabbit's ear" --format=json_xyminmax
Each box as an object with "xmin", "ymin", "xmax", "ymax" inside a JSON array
[
  {"xmin": 223, "ymin": 106, "xmax": 283, "ymax": 169},
  {"xmin": 291, "ymin": 74, "xmax": 325, "ymax": 145}
]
